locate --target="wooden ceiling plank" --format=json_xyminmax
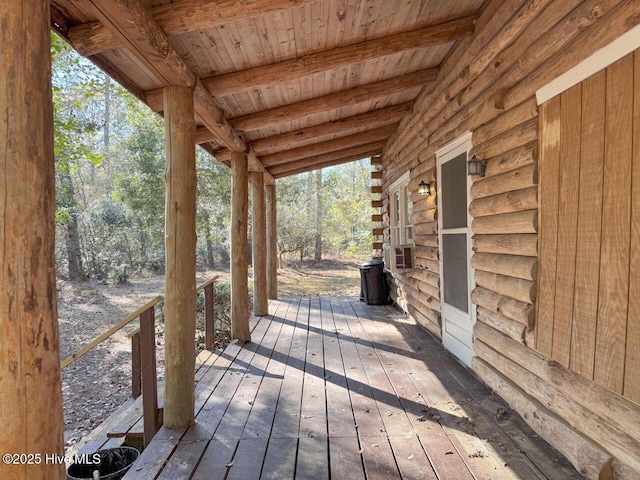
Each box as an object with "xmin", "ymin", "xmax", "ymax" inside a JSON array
[
  {"xmin": 69, "ymin": 0, "xmax": 317, "ymax": 57},
  {"xmin": 87, "ymin": 0, "xmax": 246, "ymax": 153},
  {"xmin": 260, "ymin": 123, "xmax": 397, "ymax": 166},
  {"xmin": 268, "ymin": 140, "xmax": 386, "ymax": 176},
  {"xmin": 229, "ymin": 68, "xmax": 438, "ymax": 134},
  {"xmin": 272, "ymin": 147, "xmax": 384, "ymax": 178},
  {"xmin": 197, "ymin": 101, "xmax": 412, "ymax": 149},
  {"xmin": 201, "ymin": 15, "xmax": 475, "ymax": 97}
]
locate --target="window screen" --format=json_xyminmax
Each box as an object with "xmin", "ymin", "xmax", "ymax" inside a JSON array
[
  {"xmin": 442, "ymin": 233, "xmax": 468, "ymax": 313},
  {"xmin": 442, "ymin": 152, "xmax": 468, "ymax": 229}
]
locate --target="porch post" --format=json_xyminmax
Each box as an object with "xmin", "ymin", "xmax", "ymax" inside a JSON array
[
  {"xmin": 250, "ymin": 172, "xmax": 268, "ymax": 315},
  {"xmin": 0, "ymin": 1, "xmax": 65, "ymax": 478},
  {"xmin": 163, "ymin": 85, "xmax": 196, "ymax": 428},
  {"xmin": 231, "ymin": 151, "xmax": 251, "ymax": 342},
  {"xmin": 266, "ymin": 183, "xmax": 278, "ymax": 299}
]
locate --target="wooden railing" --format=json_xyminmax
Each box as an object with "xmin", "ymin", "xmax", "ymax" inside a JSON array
[
  {"xmin": 197, "ymin": 275, "xmax": 219, "ymax": 351},
  {"xmin": 60, "ymin": 276, "xmax": 219, "ymax": 447}
]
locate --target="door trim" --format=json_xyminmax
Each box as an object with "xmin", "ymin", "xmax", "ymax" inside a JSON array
[{"xmin": 436, "ymin": 132, "xmax": 476, "ymax": 366}]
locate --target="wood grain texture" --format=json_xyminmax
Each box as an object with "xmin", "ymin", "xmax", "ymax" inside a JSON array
[
  {"xmin": 551, "ymin": 84, "xmax": 582, "ymax": 368},
  {"xmin": 70, "ymin": 0, "xmax": 318, "ymax": 56},
  {"xmin": 594, "ymin": 54, "xmax": 633, "ymax": 394},
  {"xmin": 269, "ymin": 142, "xmax": 385, "ymax": 177},
  {"xmin": 250, "ymin": 172, "xmax": 268, "ymax": 316},
  {"xmin": 87, "ymin": 0, "xmax": 246, "ymax": 152},
  {"xmin": 231, "ymin": 152, "xmax": 251, "ymax": 343},
  {"xmin": 202, "ymin": 16, "xmax": 475, "ymax": 97},
  {"xmin": 570, "ymin": 70, "xmax": 605, "ymax": 379},
  {"xmin": 230, "ymin": 69, "xmax": 437, "ymax": 133},
  {"xmin": 624, "ymin": 50, "xmax": 640, "ymax": 403},
  {"xmin": 163, "ymin": 85, "xmax": 197, "ymax": 428},
  {"xmin": 0, "ymin": 2, "xmax": 65, "ymax": 478},
  {"xmin": 536, "ymin": 96, "xmax": 561, "ymax": 357},
  {"xmin": 261, "ymin": 124, "xmax": 397, "ymax": 166},
  {"xmin": 266, "ymin": 184, "xmax": 278, "ymax": 300}
]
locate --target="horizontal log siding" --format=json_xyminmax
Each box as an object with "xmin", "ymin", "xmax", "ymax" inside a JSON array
[{"xmin": 380, "ymin": 0, "xmax": 640, "ymax": 478}]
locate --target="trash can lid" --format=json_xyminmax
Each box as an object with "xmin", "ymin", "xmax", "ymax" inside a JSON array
[{"xmin": 358, "ymin": 259, "xmax": 384, "ymax": 269}]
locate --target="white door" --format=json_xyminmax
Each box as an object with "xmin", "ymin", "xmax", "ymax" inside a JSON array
[{"xmin": 436, "ymin": 134, "xmax": 475, "ymax": 366}]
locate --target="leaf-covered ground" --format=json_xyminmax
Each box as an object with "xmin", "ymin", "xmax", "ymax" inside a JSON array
[{"xmin": 277, "ymin": 258, "xmax": 363, "ymax": 297}]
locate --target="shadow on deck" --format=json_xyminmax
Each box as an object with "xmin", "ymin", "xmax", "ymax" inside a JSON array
[{"xmin": 74, "ymin": 296, "xmax": 582, "ymax": 479}]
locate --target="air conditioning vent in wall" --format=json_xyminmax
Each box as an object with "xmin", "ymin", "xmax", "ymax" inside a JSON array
[{"xmin": 384, "ymin": 245, "xmax": 414, "ymax": 273}]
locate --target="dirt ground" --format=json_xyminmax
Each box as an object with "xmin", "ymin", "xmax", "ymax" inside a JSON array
[{"xmin": 59, "ymin": 258, "xmax": 362, "ymax": 449}]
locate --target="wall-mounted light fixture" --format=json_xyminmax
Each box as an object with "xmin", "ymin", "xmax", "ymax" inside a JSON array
[
  {"xmin": 467, "ymin": 154, "xmax": 486, "ymax": 177},
  {"xmin": 417, "ymin": 180, "xmax": 430, "ymax": 195}
]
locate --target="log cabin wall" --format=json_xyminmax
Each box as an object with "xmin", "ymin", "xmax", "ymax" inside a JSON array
[{"xmin": 380, "ymin": 1, "xmax": 640, "ymax": 478}]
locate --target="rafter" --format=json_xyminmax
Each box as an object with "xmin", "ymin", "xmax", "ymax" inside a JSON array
[
  {"xmin": 268, "ymin": 140, "xmax": 386, "ymax": 177},
  {"xmin": 228, "ymin": 68, "xmax": 437, "ymax": 134},
  {"xmin": 261, "ymin": 124, "xmax": 397, "ymax": 166},
  {"xmin": 272, "ymin": 146, "xmax": 384, "ymax": 179},
  {"xmin": 87, "ymin": 0, "xmax": 245, "ymax": 153},
  {"xmin": 69, "ymin": 0, "xmax": 316, "ymax": 57},
  {"xmin": 201, "ymin": 16, "xmax": 475, "ymax": 97},
  {"xmin": 86, "ymin": 0, "xmax": 276, "ymax": 182},
  {"xmin": 197, "ymin": 102, "xmax": 412, "ymax": 151}
]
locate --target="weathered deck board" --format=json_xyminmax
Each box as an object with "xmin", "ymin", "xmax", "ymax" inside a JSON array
[{"xmin": 80, "ymin": 295, "xmax": 583, "ymax": 480}]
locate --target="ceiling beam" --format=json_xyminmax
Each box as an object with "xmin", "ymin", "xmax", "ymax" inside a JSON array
[
  {"xmin": 261, "ymin": 124, "xmax": 397, "ymax": 167},
  {"xmin": 229, "ymin": 68, "xmax": 437, "ymax": 134},
  {"xmin": 197, "ymin": 101, "xmax": 412, "ymax": 150},
  {"xmin": 69, "ymin": 0, "xmax": 316, "ymax": 57},
  {"xmin": 272, "ymin": 147, "xmax": 384, "ymax": 179},
  {"xmin": 87, "ymin": 0, "xmax": 246, "ymax": 153},
  {"xmin": 202, "ymin": 16, "xmax": 475, "ymax": 97},
  {"xmin": 269, "ymin": 141, "xmax": 386, "ymax": 177}
]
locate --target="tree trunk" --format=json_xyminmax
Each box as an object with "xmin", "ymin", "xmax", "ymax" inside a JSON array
[
  {"xmin": 314, "ymin": 168, "xmax": 322, "ymax": 260},
  {"xmin": 266, "ymin": 183, "xmax": 278, "ymax": 298},
  {"xmin": 231, "ymin": 151, "xmax": 251, "ymax": 343},
  {"xmin": 250, "ymin": 172, "xmax": 268, "ymax": 316},
  {"xmin": 204, "ymin": 216, "xmax": 214, "ymax": 269},
  {"xmin": 163, "ymin": 85, "xmax": 197, "ymax": 429},
  {"xmin": 103, "ymin": 73, "xmax": 111, "ymax": 185},
  {"xmin": 0, "ymin": 1, "xmax": 65, "ymax": 478},
  {"xmin": 60, "ymin": 171, "xmax": 85, "ymax": 281}
]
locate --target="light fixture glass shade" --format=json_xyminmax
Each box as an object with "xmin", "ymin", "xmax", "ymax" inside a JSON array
[
  {"xmin": 418, "ymin": 180, "xmax": 430, "ymax": 195},
  {"xmin": 467, "ymin": 155, "xmax": 486, "ymax": 177}
]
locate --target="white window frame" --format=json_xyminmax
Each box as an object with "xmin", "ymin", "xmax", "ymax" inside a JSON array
[{"xmin": 388, "ymin": 171, "xmax": 413, "ymax": 247}]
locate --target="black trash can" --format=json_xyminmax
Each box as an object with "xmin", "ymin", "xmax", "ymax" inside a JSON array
[
  {"xmin": 67, "ymin": 447, "xmax": 140, "ymax": 480},
  {"xmin": 358, "ymin": 259, "xmax": 391, "ymax": 305}
]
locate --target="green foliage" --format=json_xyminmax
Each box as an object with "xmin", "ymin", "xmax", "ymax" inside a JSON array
[
  {"xmin": 51, "ymin": 32, "xmax": 371, "ymax": 283},
  {"xmin": 110, "ymin": 264, "xmax": 131, "ymax": 285},
  {"xmin": 276, "ymin": 160, "xmax": 373, "ymax": 263}
]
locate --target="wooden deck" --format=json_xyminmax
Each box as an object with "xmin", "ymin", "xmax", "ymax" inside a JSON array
[{"xmin": 77, "ymin": 296, "xmax": 582, "ymax": 479}]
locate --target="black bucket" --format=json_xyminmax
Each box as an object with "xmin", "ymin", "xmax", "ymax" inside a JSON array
[{"xmin": 67, "ymin": 447, "xmax": 139, "ymax": 480}]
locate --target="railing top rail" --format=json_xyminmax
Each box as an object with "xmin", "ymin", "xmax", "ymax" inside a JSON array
[
  {"xmin": 60, "ymin": 295, "xmax": 163, "ymax": 369},
  {"xmin": 196, "ymin": 275, "xmax": 219, "ymax": 292}
]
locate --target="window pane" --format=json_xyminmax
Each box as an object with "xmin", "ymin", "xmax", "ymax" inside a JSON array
[
  {"xmin": 442, "ymin": 233, "xmax": 468, "ymax": 313},
  {"xmin": 394, "ymin": 191, "xmax": 400, "ymax": 226},
  {"xmin": 404, "ymin": 186, "xmax": 412, "ymax": 225},
  {"xmin": 442, "ymin": 152, "xmax": 468, "ymax": 229}
]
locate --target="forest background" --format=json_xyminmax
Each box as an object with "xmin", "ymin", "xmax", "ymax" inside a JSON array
[
  {"xmin": 53, "ymin": 32, "xmax": 374, "ymax": 446},
  {"xmin": 52, "ymin": 33, "xmax": 373, "ymax": 285}
]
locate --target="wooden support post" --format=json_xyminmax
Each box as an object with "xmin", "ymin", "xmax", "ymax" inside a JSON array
[
  {"xmin": 250, "ymin": 172, "xmax": 269, "ymax": 316},
  {"xmin": 139, "ymin": 307, "xmax": 159, "ymax": 446},
  {"xmin": 0, "ymin": 2, "xmax": 65, "ymax": 478},
  {"xmin": 163, "ymin": 85, "xmax": 197, "ymax": 429},
  {"xmin": 231, "ymin": 151, "xmax": 251, "ymax": 343},
  {"xmin": 266, "ymin": 183, "xmax": 278, "ymax": 299},
  {"xmin": 131, "ymin": 332, "xmax": 142, "ymax": 398},
  {"xmin": 204, "ymin": 283, "xmax": 215, "ymax": 350}
]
